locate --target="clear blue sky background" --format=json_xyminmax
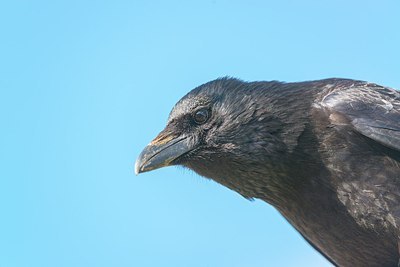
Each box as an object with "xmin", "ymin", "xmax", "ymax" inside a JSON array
[{"xmin": 1, "ymin": 1, "xmax": 399, "ymax": 266}]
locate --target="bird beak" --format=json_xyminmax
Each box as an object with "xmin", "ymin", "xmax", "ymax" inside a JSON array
[{"xmin": 135, "ymin": 131, "xmax": 192, "ymax": 175}]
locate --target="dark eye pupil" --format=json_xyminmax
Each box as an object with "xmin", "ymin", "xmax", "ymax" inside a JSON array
[{"xmin": 194, "ymin": 109, "xmax": 209, "ymax": 124}]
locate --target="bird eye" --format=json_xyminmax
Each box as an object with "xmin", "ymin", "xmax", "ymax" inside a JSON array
[{"xmin": 193, "ymin": 109, "xmax": 209, "ymax": 124}]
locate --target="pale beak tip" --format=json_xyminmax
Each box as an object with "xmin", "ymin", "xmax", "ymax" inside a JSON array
[{"xmin": 134, "ymin": 159, "xmax": 141, "ymax": 176}]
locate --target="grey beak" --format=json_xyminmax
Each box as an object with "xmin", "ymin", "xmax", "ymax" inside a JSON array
[{"xmin": 135, "ymin": 133, "xmax": 192, "ymax": 175}]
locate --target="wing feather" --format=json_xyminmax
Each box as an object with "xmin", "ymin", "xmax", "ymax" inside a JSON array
[{"xmin": 320, "ymin": 82, "xmax": 400, "ymax": 152}]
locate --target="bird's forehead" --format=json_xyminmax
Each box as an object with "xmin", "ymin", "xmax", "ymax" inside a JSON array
[{"xmin": 168, "ymin": 94, "xmax": 212, "ymax": 121}]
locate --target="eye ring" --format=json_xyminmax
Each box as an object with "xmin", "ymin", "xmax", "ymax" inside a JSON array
[{"xmin": 193, "ymin": 108, "xmax": 210, "ymax": 125}]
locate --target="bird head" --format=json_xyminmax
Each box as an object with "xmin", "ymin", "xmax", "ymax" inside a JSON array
[{"xmin": 135, "ymin": 78, "xmax": 295, "ymax": 198}]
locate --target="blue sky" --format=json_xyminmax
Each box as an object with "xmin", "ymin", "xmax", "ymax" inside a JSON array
[{"xmin": 1, "ymin": 1, "xmax": 399, "ymax": 266}]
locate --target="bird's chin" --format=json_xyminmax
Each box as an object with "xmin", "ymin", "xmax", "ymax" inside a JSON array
[{"xmin": 170, "ymin": 146, "xmax": 199, "ymax": 165}]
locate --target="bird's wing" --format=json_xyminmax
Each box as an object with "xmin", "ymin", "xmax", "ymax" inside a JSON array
[
  {"xmin": 319, "ymin": 83, "xmax": 400, "ymax": 235},
  {"xmin": 320, "ymin": 83, "xmax": 400, "ymax": 152},
  {"xmin": 298, "ymin": 232, "xmax": 338, "ymax": 266}
]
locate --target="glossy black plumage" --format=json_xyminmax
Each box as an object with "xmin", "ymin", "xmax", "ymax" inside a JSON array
[{"xmin": 136, "ymin": 78, "xmax": 400, "ymax": 267}]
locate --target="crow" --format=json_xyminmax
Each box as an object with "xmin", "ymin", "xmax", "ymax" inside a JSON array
[{"xmin": 135, "ymin": 78, "xmax": 400, "ymax": 267}]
